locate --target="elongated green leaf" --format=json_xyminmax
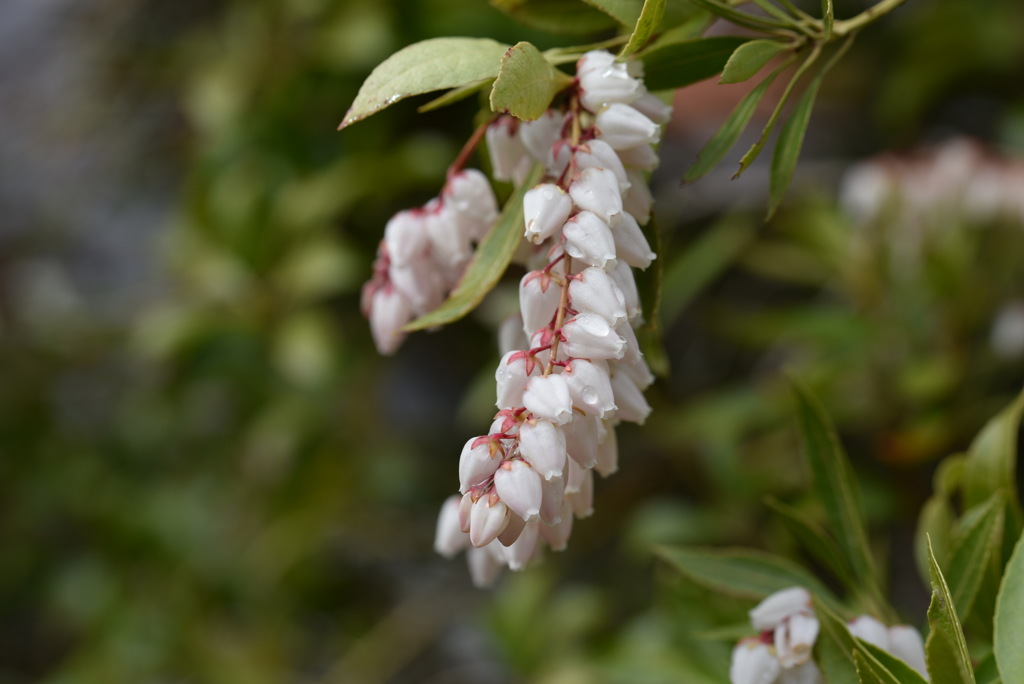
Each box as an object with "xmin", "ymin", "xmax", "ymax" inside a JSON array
[
  {"xmin": 405, "ymin": 165, "xmax": 543, "ymax": 331},
  {"xmin": 767, "ymin": 77, "xmax": 822, "ymax": 218},
  {"xmin": 816, "ymin": 600, "xmax": 929, "ymax": 684},
  {"xmin": 964, "ymin": 389, "xmax": 1024, "ymax": 511},
  {"xmin": 926, "ymin": 538, "xmax": 977, "ymax": 684},
  {"xmin": 580, "ymin": 0, "xmax": 643, "ymax": 25},
  {"xmin": 914, "ymin": 492, "xmax": 956, "ymax": 586},
  {"xmin": 418, "ymin": 80, "xmax": 489, "ymax": 113},
  {"xmin": 854, "ymin": 651, "xmax": 894, "ymax": 684},
  {"xmin": 946, "ymin": 493, "xmax": 1005, "ymax": 621},
  {"xmin": 655, "ymin": 545, "xmax": 845, "ymax": 614},
  {"xmin": 492, "ymin": 0, "xmax": 618, "ymax": 34},
  {"xmin": 641, "ymin": 37, "xmax": 749, "ymax": 91},
  {"xmin": 340, "ymin": 38, "xmax": 509, "ymax": 129},
  {"xmin": 620, "ymin": 0, "xmax": 665, "ymax": 57},
  {"xmin": 636, "ymin": 216, "xmax": 668, "ymax": 376},
  {"xmin": 818, "ymin": 630, "xmax": 862, "ymax": 684},
  {"xmin": 764, "ymin": 497, "xmax": 857, "ymax": 590},
  {"xmin": 490, "ymin": 42, "xmax": 573, "ymax": 121},
  {"xmin": 720, "ymin": 39, "xmax": 789, "ymax": 84},
  {"xmin": 822, "ymin": 0, "xmax": 834, "ymax": 40},
  {"xmin": 994, "ymin": 530, "xmax": 1024, "ymax": 683},
  {"xmin": 685, "ymin": 67, "xmax": 781, "ymax": 181},
  {"xmin": 860, "ymin": 642, "xmax": 930, "ymax": 684},
  {"xmin": 974, "ymin": 650, "xmax": 1000, "ymax": 684}
]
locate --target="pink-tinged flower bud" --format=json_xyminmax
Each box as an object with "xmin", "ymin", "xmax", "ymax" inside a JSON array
[
  {"xmin": 539, "ymin": 475, "xmax": 565, "ymax": 524},
  {"xmin": 595, "ymin": 103, "xmax": 661, "ymax": 150},
  {"xmin": 610, "ymin": 211, "xmax": 656, "ymax": 269},
  {"xmin": 469, "ymin": 495, "xmax": 510, "ymax": 547},
  {"xmin": 524, "ymin": 183, "xmax": 573, "ymax": 245},
  {"xmin": 497, "ymin": 510, "xmax": 526, "ymax": 546},
  {"xmin": 561, "ymin": 313, "xmax": 626, "ymax": 360},
  {"xmin": 730, "ymin": 639, "xmax": 781, "ymax": 684},
  {"xmin": 494, "ymin": 460, "xmax": 543, "ymax": 522},
  {"xmin": 776, "ymin": 612, "xmax": 820, "ymax": 668},
  {"xmin": 540, "ymin": 501, "xmax": 574, "ymax": 551},
  {"xmin": 445, "ymin": 169, "xmax": 499, "ymax": 237},
  {"xmin": 567, "ymin": 466, "xmax": 594, "ymax": 518},
  {"xmin": 424, "ymin": 202, "xmax": 472, "ymax": 275},
  {"xmin": 595, "ymin": 423, "xmax": 618, "ymax": 476},
  {"xmin": 749, "ymin": 587, "xmax": 812, "ymax": 632},
  {"xmin": 887, "ymin": 626, "xmax": 927, "ymax": 678},
  {"xmin": 501, "ymin": 520, "xmax": 540, "ymax": 571},
  {"xmin": 519, "ymin": 110, "xmax": 565, "ymax": 165},
  {"xmin": 459, "ymin": 437, "xmax": 501, "ymax": 493},
  {"xmin": 495, "ymin": 351, "xmax": 535, "ymax": 409},
  {"xmin": 569, "ymin": 167, "xmax": 623, "ymax": 223},
  {"xmin": 563, "ymin": 211, "xmax": 618, "ymax": 270},
  {"xmin": 458, "ymin": 491, "xmax": 474, "ymax": 532},
  {"xmin": 389, "ymin": 257, "xmax": 445, "ymax": 315},
  {"xmin": 523, "ymin": 374, "xmax": 574, "ymax": 425},
  {"xmin": 632, "ymin": 90, "xmax": 673, "ymax": 125},
  {"xmin": 487, "ymin": 117, "xmax": 531, "ymax": 183},
  {"xmin": 520, "ymin": 270, "xmax": 562, "ymax": 335},
  {"xmin": 616, "ymin": 143, "xmax": 660, "ymax": 172},
  {"xmin": 848, "ymin": 615, "xmax": 890, "ymax": 650},
  {"xmin": 573, "ymin": 139, "xmax": 629, "ymax": 191},
  {"xmin": 563, "ymin": 412, "xmax": 599, "ymax": 468},
  {"xmin": 434, "ymin": 495, "xmax": 469, "ymax": 559},
  {"xmin": 467, "ymin": 543, "xmax": 504, "ymax": 587},
  {"xmin": 623, "ymin": 169, "xmax": 653, "ymax": 224},
  {"xmin": 570, "ymin": 267, "xmax": 627, "ymax": 325},
  {"xmin": 563, "ymin": 358, "xmax": 616, "ymax": 417},
  {"xmin": 518, "ymin": 419, "xmax": 567, "ymax": 480},
  {"xmin": 610, "ymin": 369, "xmax": 651, "ymax": 425},
  {"xmin": 608, "ymin": 259, "xmax": 642, "ymax": 322},
  {"xmin": 577, "ymin": 54, "xmax": 642, "ymax": 113},
  {"xmin": 369, "ymin": 287, "xmax": 411, "ymax": 355},
  {"xmin": 384, "ymin": 210, "xmax": 429, "ymax": 267}
]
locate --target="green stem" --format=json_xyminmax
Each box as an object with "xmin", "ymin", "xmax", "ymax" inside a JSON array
[{"xmin": 833, "ymin": 0, "xmax": 909, "ymax": 36}]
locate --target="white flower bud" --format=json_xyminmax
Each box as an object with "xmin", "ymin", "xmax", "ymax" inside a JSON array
[
  {"xmin": 610, "ymin": 211, "xmax": 656, "ymax": 269},
  {"xmin": 610, "ymin": 369, "xmax": 651, "ymax": 425},
  {"xmin": 384, "ymin": 210, "xmax": 428, "ymax": 267},
  {"xmin": 563, "ymin": 211, "xmax": 618, "ymax": 269},
  {"xmin": 424, "ymin": 201, "xmax": 471, "ymax": 273},
  {"xmin": 561, "ymin": 313, "xmax": 626, "ymax": 360},
  {"xmin": 518, "ymin": 419, "xmax": 567, "ymax": 480},
  {"xmin": 750, "ymin": 587, "xmax": 812, "ymax": 632},
  {"xmin": 632, "ymin": 90, "xmax": 673, "ymax": 125},
  {"xmin": 563, "ymin": 358, "xmax": 616, "ymax": 418},
  {"xmin": 730, "ymin": 639, "xmax": 781, "ymax": 684},
  {"xmin": 567, "ymin": 466, "xmax": 594, "ymax": 518},
  {"xmin": 434, "ymin": 495, "xmax": 469, "ymax": 559},
  {"xmin": 389, "ymin": 257, "xmax": 445, "ymax": 315},
  {"xmin": 458, "ymin": 491, "xmax": 473, "ymax": 531},
  {"xmin": 487, "ymin": 117, "xmax": 531, "ymax": 183},
  {"xmin": 524, "ymin": 183, "xmax": 573, "ymax": 245},
  {"xmin": 576, "ymin": 50, "xmax": 616, "ymax": 77},
  {"xmin": 445, "ymin": 169, "xmax": 499, "ymax": 241},
  {"xmin": 595, "ymin": 103, "xmax": 661, "ymax": 150},
  {"xmin": 615, "ymin": 320, "xmax": 643, "ymax": 364},
  {"xmin": 499, "ymin": 314, "xmax": 529, "ymax": 355},
  {"xmin": 369, "ymin": 287, "xmax": 411, "ymax": 355},
  {"xmin": 520, "ymin": 271, "xmax": 562, "ymax": 335},
  {"xmin": 570, "ymin": 267, "xmax": 627, "ymax": 326},
  {"xmin": 887, "ymin": 626, "xmax": 927, "ymax": 678},
  {"xmin": 467, "ymin": 543, "xmax": 504, "ymax": 587},
  {"xmin": 608, "ymin": 259, "xmax": 642, "ymax": 322},
  {"xmin": 776, "ymin": 612, "xmax": 820, "ymax": 668},
  {"xmin": 563, "ymin": 412, "xmax": 599, "ymax": 468},
  {"xmin": 494, "ymin": 460, "xmax": 543, "ymax": 522},
  {"xmin": 523, "ymin": 374, "xmax": 574, "ymax": 425},
  {"xmin": 539, "ymin": 474, "xmax": 566, "ymax": 524},
  {"xmin": 540, "ymin": 500, "xmax": 574, "ymax": 551},
  {"xmin": 848, "ymin": 615, "xmax": 890, "ymax": 650},
  {"xmin": 496, "ymin": 351, "xmax": 536, "ymax": 409},
  {"xmin": 615, "ymin": 143, "xmax": 660, "ymax": 172},
  {"xmin": 569, "ymin": 167, "xmax": 623, "ymax": 222},
  {"xmin": 595, "ymin": 422, "xmax": 619, "ymax": 476},
  {"xmin": 623, "ymin": 169, "xmax": 653, "ymax": 224},
  {"xmin": 577, "ymin": 53, "xmax": 642, "ymax": 113},
  {"xmin": 501, "ymin": 519, "xmax": 540, "ymax": 571},
  {"xmin": 620, "ymin": 353, "xmax": 655, "ymax": 390},
  {"xmin": 573, "ymin": 139, "xmax": 629, "ymax": 191},
  {"xmin": 459, "ymin": 437, "xmax": 501, "ymax": 493},
  {"xmin": 469, "ymin": 495, "xmax": 509, "ymax": 547},
  {"xmin": 520, "ymin": 110, "xmax": 565, "ymax": 164}
]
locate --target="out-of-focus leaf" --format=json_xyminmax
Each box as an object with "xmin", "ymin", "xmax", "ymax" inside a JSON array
[
  {"xmin": 490, "ymin": 42, "xmax": 572, "ymax": 121},
  {"xmin": 491, "ymin": 0, "xmax": 618, "ymax": 34},
  {"xmin": 340, "ymin": 38, "xmax": 509, "ymax": 128},
  {"xmin": 688, "ymin": 0, "xmax": 792, "ymax": 30},
  {"xmin": 764, "ymin": 497, "xmax": 856, "ymax": 590},
  {"xmin": 914, "ymin": 493, "xmax": 956, "ymax": 587},
  {"xmin": 636, "ymin": 216, "xmax": 668, "ymax": 376},
  {"xmin": 418, "ymin": 79, "xmax": 490, "ymax": 113},
  {"xmin": 405, "ymin": 165, "xmax": 543, "ymax": 331},
  {"xmin": 860, "ymin": 642, "xmax": 930, "ymax": 684},
  {"xmin": 963, "ymin": 388, "xmax": 1024, "ymax": 512},
  {"xmin": 974, "ymin": 650, "xmax": 1000, "ymax": 684},
  {"xmin": 925, "ymin": 539, "xmax": 977, "ymax": 684},
  {"xmin": 822, "ymin": 0, "xmax": 834, "ymax": 40},
  {"xmin": 818, "ymin": 629, "xmax": 862, "ymax": 684},
  {"xmin": 641, "ymin": 37, "xmax": 749, "ymax": 91},
  {"xmin": 767, "ymin": 77, "xmax": 822, "ymax": 218},
  {"xmin": 643, "ymin": 12, "xmax": 715, "ymax": 51},
  {"xmin": 619, "ymin": 0, "xmax": 665, "ymax": 58},
  {"xmin": 945, "ymin": 492, "xmax": 1005, "ymax": 621},
  {"xmin": 994, "ymin": 531, "xmax": 1024, "ymax": 683},
  {"xmin": 854, "ymin": 651, "xmax": 896, "ymax": 684},
  {"xmin": 720, "ymin": 39, "xmax": 789, "ymax": 84},
  {"xmin": 817, "ymin": 600, "xmax": 929, "ymax": 684},
  {"xmin": 581, "ymin": 0, "xmax": 643, "ymax": 25}
]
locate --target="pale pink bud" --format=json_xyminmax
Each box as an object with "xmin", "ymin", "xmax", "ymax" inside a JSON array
[
  {"xmin": 446, "ymin": 169, "xmax": 499, "ymax": 241},
  {"xmin": 749, "ymin": 587, "xmax": 812, "ymax": 632},
  {"xmin": 563, "ymin": 211, "xmax": 618, "ymax": 269},
  {"xmin": 848, "ymin": 615, "xmax": 890, "ymax": 650},
  {"xmin": 632, "ymin": 90, "xmax": 673, "ymax": 125},
  {"xmin": 539, "ymin": 474, "xmax": 566, "ymax": 524},
  {"xmin": 467, "ymin": 543, "xmax": 504, "ymax": 587},
  {"xmin": 540, "ymin": 500, "xmax": 574, "ymax": 550},
  {"xmin": 522, "ymin": 374, "xmax": 574, "ymax": 425},
  {"xmin": 623, "ymin": 169, "xmax": 653, "ymax": 224},
  {"xmin": 494, "ymin": 460, "xmax": 543, "ymax": 521},
  {"xmin": 615, "ymin": 143, "xmax": 659, "ymax": 172},
  {"xmin": 563, "ymin": 358, "xmax": 616, "ymax": 418},
  {"xmin": 502, "ymin": 520, "xmax": 540, "ymax": 571},
  {"xmin": 610, "ymin": 370, "xmax": 651, "ymax": 424},
  {"xmin": 434, "ymin": 495, "xmax": 469, "ymax": 559},
  {"xmin": 610, "ymin": 211, "xmax": 656, "ymax": 269},
  {"xmin": 424, "ymin": 200, "xmax": 471, "ymax": 273},
  {"xmin": 369, "ymin": 287, "xmax": 411, "ymax": 355},
  {"xmin": 389, "ymin": 258, "xmax": 445, "ymax": 315},
  {"xmin": 570, "ymin": 267, "xmax": 627, "ymax": 325},
  {"xmin": 524, "ymin": 183, "xmax": 573, "ymax": 245},
  {"xmin": 459, "ymin": 437, "xmax": 501, "ymax": 493},
  {"xmin": 776, "ymin": 612, "xmax": 820, "ymax": 668},
  {"xmin": 595, "ymin": 103, "xmax": 660, "ymax": 150},
  {"xmin": 565, "ymin": 455, "xmax": 586, "ymax": 492},
  {"xmin": 518, "ymin": 419, "xmax": 567, "ymax": 480},
  {"xmin": 496, "ymin": 351, "xmax": 535, "ymax": 409},
  {"xmin": 384, "ymin": 210, "xmax": 429, "ymax": 267},
  {"xmin": 520, "ymin": 270, "xmax": 562, "ymax": 335},
  {"xmin": 487, "ymin": 117, "xmax": 531, "ymax": 183},
  {"xmin": 608, "ymin": 259, "xmax": 642, "ymax": 322},
  {"xmin": 595, "ymin": 423, "xmax": 619, "ymax": 476},
  {"xmin": 561, "ymin": 313, "xmax": 626, "ymax": 360},
  {"xmin": 577, "ymin": 54, "xmax": 642, "ymax": 113},
  {"xmin": 569, "ymin": 167, "xmax": 623, "ymax": 222},
  {"xmin": 563, "ymin": 412, "xmax": 599, "ymax": 468},
  {"xmin": 730, "ymin": 639, "xmax": 781, "ymax": 684},
  {"xmin": 573, "ymin": 139, "xmax": 629, "ymax": 191},
  {"xmin": 567, "ymin": 466, "xmax": 594, "ymax": 518},
  {"xmin": 519, "ymin": 110, "xmax": 565, "ymax": 164},
  {"xmin": 497, "ymin": 511, "xmax": 526, "ymax": 546},
  {"xmin": 887, "ymin": 626, "xmax": 927, "ymax": 678},
  {"xmin": 469, "ymin": 495, "xmax": 510, "ymax": 547}
]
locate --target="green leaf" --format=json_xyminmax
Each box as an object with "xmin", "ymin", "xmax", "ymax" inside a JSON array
[
  {"xmin": 994, "ymin": 530, "xmax": 1024, "ymax": 683},
  {"xmin": 818, "ymin": 632, "xmax": 862, "ymax": 684},
  {"xmin": 974, "ymin": 650, "xmax": 1001, "ymax": 684},
  {"xmin": 822, "ymin": 0, "xmax": 834, "ymax": 40},
  {"xmin": 491, "ymin": 0, "xmax": 618, "ymax": 34},
  {"xmin": 404, "ymin": 165, "xmax": 544, "ymax": 331},
  {"xmin": 580, "ymin": 0, "xmax": 643, "ymax": 25},
  {"xmin": 767, "ymin": 76, "xmax": 822, "ymax": 218},
  {"xmin": 964, "ymin": 388, "xmax": 1024, "ymax": 512},
  {"xmin": 720, "ymin": 39, "xmax": 790, "ymax": 84},
  {"xmin": 914, "ymin": 492, "xmax": 956, "ymax": 586},
  {"xmin": 619, "ymin": 0, "xmax": 666, "ymax": 58},
  {"xmin": 490, "ymin": 42, "xmax": 573, "ymax": 121},
  {"xmin": 636, "ymin": 215, "xmax": 669, "ymax": 376},
  {"xmin": 641, "ymin": 37, "xmax": 749, "ymax": 91},
  {"xmin": 764, "ymin": 496, "xmax": 857, "ymax": 590},
  {"xmin": 816, "ymin": 600, "xmax": 929, "ymax": 684},
  {"xmin": 655, "ymin": 545, "xmax": 845, "ymax": 615},
  {"xmin": 687, "ymin": 0, "xmax": 793, "ymax": 30},
  {"xmin": 685, "ymin": 65, "xmax": 782, "ymax": 181},
  {"xmin": 945, "ymin": 493, "xmax": 1005, "ymax": 621},
  {"xmin": 854, "ymin": 651, "xmax": 893, "ymax": 684},
  {"xmin": 925, "ymin": 538, "xmax": 977, "ymax": 684},
  {"xmin": 340, "ymin": 38, "xmax": 510, "ymax": 129},
  {"xmin": 860, "ymin": 642, "xmax": 930, "ymax": 684},
  {"xmin": 417, "ymin": 80, "xmax": 490, "ymax": 113}
]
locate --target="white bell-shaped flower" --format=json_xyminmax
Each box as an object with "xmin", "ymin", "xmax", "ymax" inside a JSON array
[
  {"xmin": 540, "ymin": 500, "xmax": 574, "ymax": 551},
  {"xmin": 570, "ymin": 267, "xmax": 627, "ymax": 325},
  {"xmin": 776, "ymin": 612, "xmax": 820, "ymax": 668},
  {"xmin": 383, "ymin": 209, "xmax": 429, "ymax": 267},
  {"xmin": 519, "ymin": 110, "xmax": 565, "ymax": 165},
  {"xmin": 434, "ymin": 495, "xmax": 469, "ymax": 559},
  {"xmin": 778, "ymin": 659, "xmax": 824, "ymax": 684},
  {"xmin": 619, "ymin": 353, "xmax": 655, "ymax": 390},
  {"xmin": 848, "ymin": 615, "xmax": 890, "ymax": 650},
  {"xmin": 524, "ymin": 183, "xmax": 573, "ymax": 245},
  {"xmin": 623, "ymin": 169, "xmax": 653, "ymax": 224},
  {"xmin": 569, "ymin": 167, "xmax": 623, "ymax": 223},
  {"xmin": 522, "ymin": 374, "xmax": 574, "ymax": 425},
  {"xmin": 632, "ymin": 90, "xmax": 673, "ymax": 124},
  {"xmin": 469, "ymin": 495, "xmax": 510, "ymax": 547},
  {"xmin": 595, "ymin": 102, "xmax": 661, "ymax": 150},
  {"xmin": 595, "ymin": 422, "xmax": 619, "ymax": 476},
  {"xmin": 487, "ymin": 117, "xmax": 531, "ymax": 183},
  {"xmin": 369, "ymin": 287, "xmax": 411, "ymax": 355},
  {"xmin": 563, "ymin": 211, "xmax": 618, "ymax": 270},
  {"xmin": 459, "ymin": 436, "xmax": 501, "ymax": 493},
  {"xmin": 520, "ymin": 271, "xmax": 562, "ymax": 335},
  {"xmin": 887, "ymin": 626, "xmax": 927, "ymax": 678},
  {"xmin": 615, "ymin": 320, "xmax": 643, "ymax": 364},
  {"xmin": 610, "ymin": 369, "xmax": 651, "ymax": 425},
  {"xmin": 563, "ymin": 412, "xmax": 600, "ymax": 468},
  {"xmin": 750, "ymin": 587, "xmax": 813, "ymax": 632},
  {"xmin": 616, "ymin": 142, "xmax": 660, "ymax": 172},
  {"xmin": 610, "ymin": 211, "xmax": 656, "ymax": 269},
  {"xmin": 494, "ymin": 460, "xmax": 543, "ymax": 522},
  {"xmin": 730, "ymin": 639, "xmax": 781, "ymax": 684},
  {"xmin": 495, "ymin": 351, "xmax": 535, "ymax": 409},
  {"xmin": 567, "ymin": 465, "xmax": 594, "ymax": 518},
  {"xmin": 561, "ymin": 313, "xmax": 626, "ymax": 360},
  {"xmin": 446, "ymin": 168, "xmax": 499, "ymax": 241},
  {"xmin": 501, "ymin": 519, "xmax": 541, "ymax": 571},
  {"xmin": 424, "ymin": 200, "xmax": 471, "ymax": 273},
  {"xmin": 467, "ymin": 543, "xmax": 504, "ymax": 587},
  {"xmin": 539, "ymin": 474, "xmax": 566, "ymax": 524},
  {"xmin": 389, "ymin": 257, "xmax": 445, "ymax": 315},
  {"xmin": 573, "ymin": 139, "xmax": 629, "ymax": 191},
  {"xmin": 563, "ymin": 358, "xmax": 616, "ymax": 418},
  {"xmin": 518, "ymin": 419, "xmax": 567, "ymax": 480},
  {"xmin": 578, "ymin": 53, "xmax": 642, "ymax": 113}
]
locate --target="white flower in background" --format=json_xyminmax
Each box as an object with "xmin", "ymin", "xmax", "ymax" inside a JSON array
[{"xmin": 847, "ymin": 616, "xmax": 929, "ymax": 680}]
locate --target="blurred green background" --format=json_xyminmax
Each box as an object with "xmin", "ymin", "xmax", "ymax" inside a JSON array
[{"xmin": 1, "ymin": 0, "xmax": 1022, "ymax": 682}]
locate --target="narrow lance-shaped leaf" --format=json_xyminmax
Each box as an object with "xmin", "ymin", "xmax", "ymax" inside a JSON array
[
  {"xmin": 860, "ymin": 642, "xmax": 930, "ymax": 684},
  {"xmin": 994, "ymin": 530, "xmax": 1024, "ymax": 683},
  {"xmin": 340, "ymin": 38, "xmax": 509, "ymax": 129},
  {"xmin": 764, "ymin": 496, "xmax": 857, "ymax": 590},
  {"xmin": 816, "ymin": 599, "xmax": 929, "ymax": 684},
  {"xmin": 405, "ymin": 164, "xmax": 544, "ymax": 331},
  {"xmin": 641, "ymin": 37, "xmax": 749, "ymax": 91},
  {"xmin": 925, "ymin": 537, "xmax": 977, "ymax": 684},
  {"xmin": 964, "ymin": 388, "xmax": 1024, "ymax": 511},
  {"xmin": 490, "ymin": 42, "xmax": 573, "ymax": 121},
  {"xmin": 720, "ymin": 39, "xmax": 790, "ymax": 84},
  {"xmin": 854, "ymin": 651, "xmax": 895, "ymax": 684},
  {"xmin": 767, "ymin": 76, "xmax": 822, "ymax": 219},
  {"xmin": 944, "ymin": 492, "xmax": 1005, "ymax": 621},
  {"xmin": 635, "ymin": 215, "xmax": 668, "ymax": 376},
  {"xmin": 619, "ymin": 0, "xmax": 666, "ymax": 58}
]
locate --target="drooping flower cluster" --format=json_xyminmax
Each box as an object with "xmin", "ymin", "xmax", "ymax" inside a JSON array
[
  {"xmin": 430, "ymin": 50, "xmax": 671, "ymax": 585},
  {"xmin": 729, "ymin": 587, "xmax": 929, "ymax": 684}
]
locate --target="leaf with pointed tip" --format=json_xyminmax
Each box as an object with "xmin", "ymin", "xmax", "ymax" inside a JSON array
[
  {"xmin": 964, "ymin": 389, "xmax": 1024, "ymax": 512},
  {"xmin": 764, "ymin": 496, "xmax": 857, "ymax": 590},
  {"xmin": 914, "ymin": 492, "xmax": 956, "ymax": 586},
  {"xmin": 720, "ymin": 39, "xmax": 790, "ymax": 84},
  {"xmin": 490, "ymin": 42, "xmax": 573, "ymax": 121},
  {"xmin": 404, "ymin": 165, "xmax": 544, "ymax": 331},
  {"xmin": 619, "ymin": 0, "xmax": 666, "ymax": 57},
  {"xmin": 641, "ymin": 37, "xmax": 749, "ymax": 91},
  {"xmin": 816, "ymin": 600, "xmax": 929, "ymax": 684},
  {"xmin": 340, "ymin": 38, "xmax": 510, "ymax": 129},
  {"xmin": 994, "ymin": 530, "xmax": 1024, "ymax": 683},
  {"xmin": 767, "ymin": 77, "xmax": 822, "ymax": 218},
  {"xmin": 925, "ymin": 538, "xmax": 977, "ymax": 684},
  {"xmin": 945, "ymin": 492, "xmax": 1005, "ymax": 621},
  {"xmin": 687, "ymin": 0, "xmax": 792, "ymax": 30}
]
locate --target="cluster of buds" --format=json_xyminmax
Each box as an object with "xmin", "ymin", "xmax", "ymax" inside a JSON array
[
  {"xmin": 431, "ymin": 50, "xmax": 670, "ymax": 586},
  {"xmin": 362, "ymin": 169, "xmax": 499, "ymax": 354},
  {"xmin": 729, "ymin": 587, "xmax": 928, "ymax": 684}
]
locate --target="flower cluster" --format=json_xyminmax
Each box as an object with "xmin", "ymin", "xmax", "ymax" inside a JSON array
[
  {"xmin": 729, "ymin": 587, "xmax": 928, "ymax": 684},
  {"xmin": 430, "ymin": 50, "xmax": 671, "ymax": 586}
]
